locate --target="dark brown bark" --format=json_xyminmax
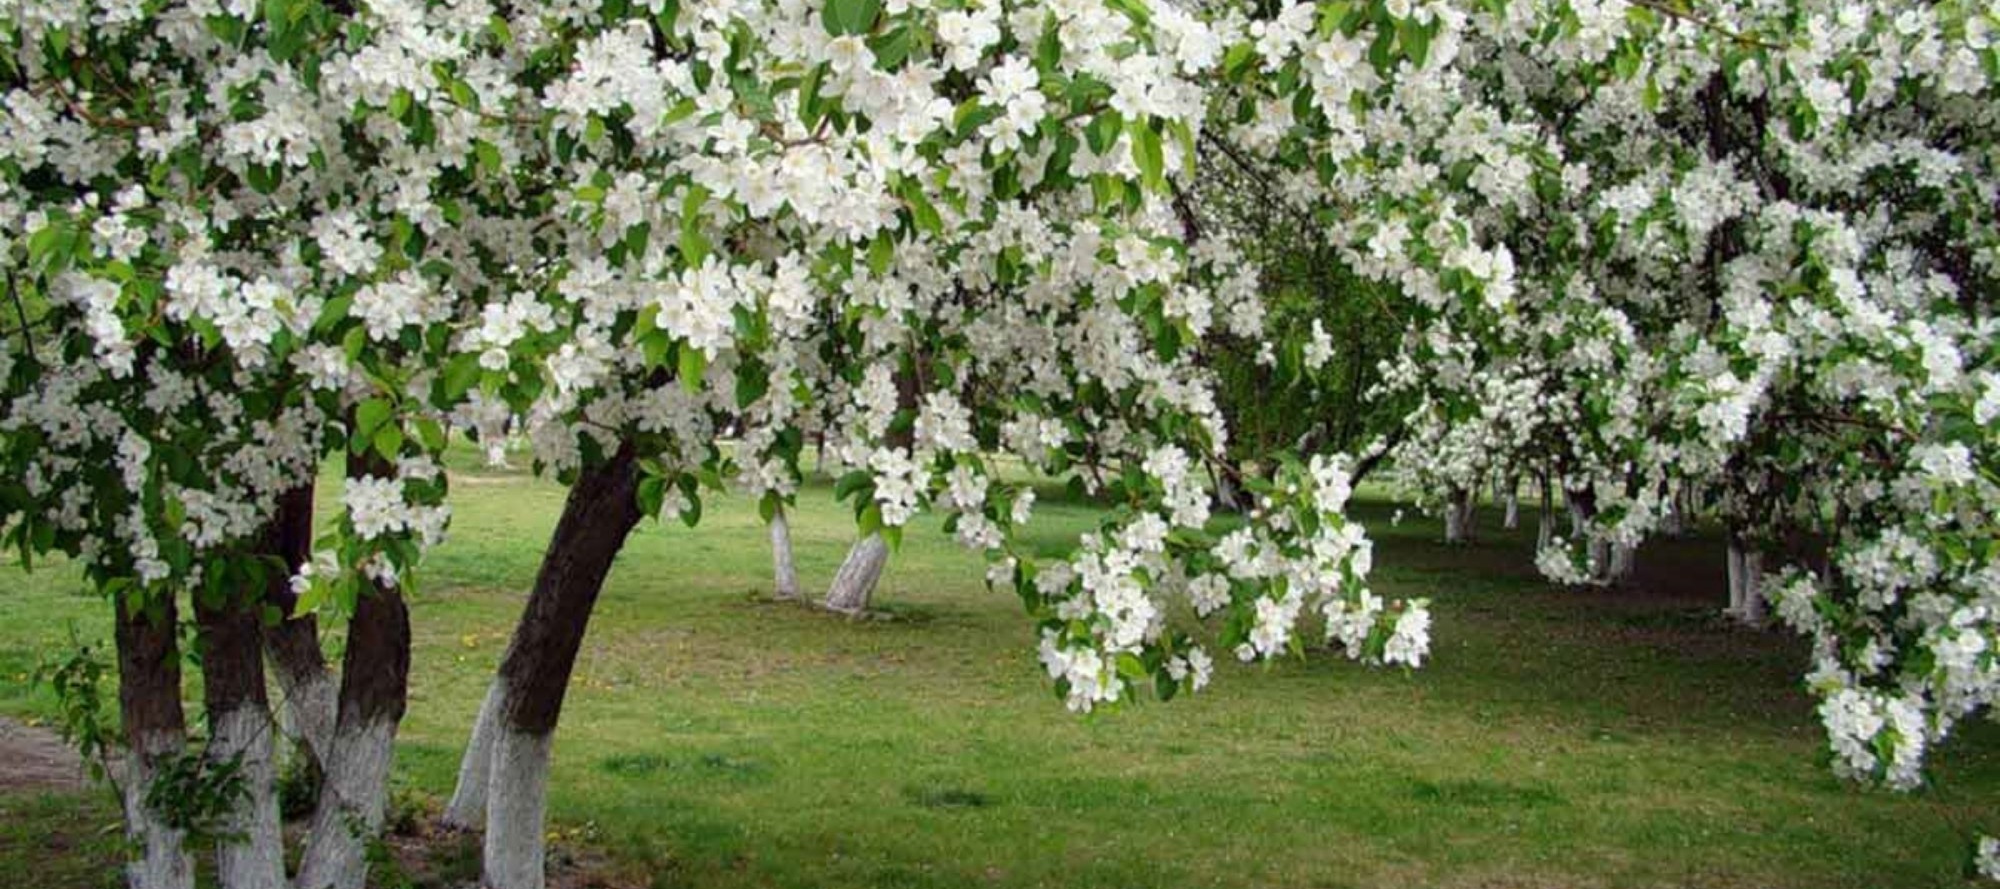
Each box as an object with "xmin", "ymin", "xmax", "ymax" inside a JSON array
[
  {"xmin": 195, "ymin": 596, "xmax": 269, "ymax": 728},
  {"xmin": 263, "ymin": 484, "xmax": 326, "ymax": 686},
  {"xmin": 116, "ymin": 593, "xmax": 186, "ymax": 752},
  {"xmin": 338, "ymin": 453, "xmax": 411, "ymax": 729},
  {"xmin": 259, "ymin": 483, "xmax": 334, "ymax": 771},
  {"xmin": 497, "ymin": 443, "xmax": 643, "ymax": 736}
]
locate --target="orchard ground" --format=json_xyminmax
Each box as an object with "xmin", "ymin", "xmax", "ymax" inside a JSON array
[{"xmin": 1, "ymin": 449, "xmax": 1995, "ymax": 889}]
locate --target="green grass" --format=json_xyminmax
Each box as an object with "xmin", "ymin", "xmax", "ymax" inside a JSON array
[{"xmin": 2, "ymin": 454, "xmax": 1996, "ymax": 888}]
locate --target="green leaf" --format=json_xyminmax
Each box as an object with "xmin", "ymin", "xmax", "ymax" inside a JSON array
[
  {"xmin": 867, "ymin": 234, "xmax": 895, "ymax": 276},
  {"xmin": 475, "ymin": 140, "xmax": 503, "ymax": 175},
  {"xmin": 354, "ymin": 398, "xmax": 393, "ymax": 441},
  {"xmin": 680, "ymin": 184, "xmax": 711, "ymax": 266},
  {"xmin": 372, "ymin": 424, "xmax": 404, "ymax": 461},
  {"xmin": 1129, "ymin": 120, "xmax": 1165, "ymax": 191},
  {"xmin": 678, "ymin": 345, "xmax": 707, "ymax": 394},
  {"xmin": 834, "ymin": 470, "xmax": 873, "ymax": 502},
  {"xmin": 413, "ymin": 417, "xmax": 448, "ymax": 453},
  {"xmin": 899, "ymin": 178, "xmax": 943, "ymax": 234},
  {"xmin": 1085, "ymin": 111, "xmax": 1123, "ymax": 155},
  {"xmin": 637, "ymin": 475, "xmax": 666, "ymax": 519},
  {"xmin": 821, "ymin": 0, "xmax": 880, "ymax": 36},
  {"xmin": 868, "ymin": 26, "xmax": 912, "ymax": 68},
  {"xmin": 442, "ymin": 353, "xmax": 483, "ymax": 400}
]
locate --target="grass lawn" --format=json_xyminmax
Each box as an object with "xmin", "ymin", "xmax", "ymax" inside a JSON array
[{"xmin": 1, "ymin": 452, "xmax": 1995, "ymax": 888}]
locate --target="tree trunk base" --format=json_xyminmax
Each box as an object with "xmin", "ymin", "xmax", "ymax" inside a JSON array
[
  {"xmin": 824, "ymin": 534, "xmax": 889, "ymax": 614},
  {"xmin": 207, "ymin": 706, "xmax": 285, "ymax": 889},
  {"xmin": 482, "ymin": 727, "xmax": 554, "ymax": 889},
  {"xmin": 770, "ymin": 507, "xmax": 800, "ymax": 601},
  {"xmin": 122, "ymin": 732, "xmax": 195, "ymax": 889},
  {"xmin": 294, "ymin": 717, "xmax": 397, "ymax": 889}
]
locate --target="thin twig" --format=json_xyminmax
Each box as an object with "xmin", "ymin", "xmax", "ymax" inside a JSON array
[
  {"xmin": 1629, "ymin": 0, "xmax": 1787, "ymax": 51},
  {"xmin": 7, "ymin": 270, "xmax": 35, "ymax": 360}
]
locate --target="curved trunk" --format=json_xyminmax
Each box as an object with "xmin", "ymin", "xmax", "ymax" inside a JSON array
[
  {"xmin": 296, "ymin": 452, "xmax": 412, "ymax": 889},
  {"xmin": 441, "ymin": 682, "xmax": 505, "ymax": 830},
  {"xmin": 823, "ymin": 534, "xmax": 889, "ymax": 614},
  {"xmin": 474, "ymin": 445, "xmax": 644, "ymax": 889},
  {"xmin": 770, "ymin": 504, "xmax": 800, "ymax": 601},
  {"xmin": 116, "ymin": 594, "xmax": 194, "ymax": 889},
  {"xmin": 194, "ymin": 597, "xmax": 284, "ymax": 889},
  {"xmin": 1442, "ymin": 488, "xmax": 1475, "ymax": 545},
  {"xmin": 262, "ymin": 484, "xmax": 335, "ymax": 769}
]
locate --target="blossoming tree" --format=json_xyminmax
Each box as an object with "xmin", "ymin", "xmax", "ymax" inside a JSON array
[
  {"xmin": 6, "ymin": 0, "xmax": 1998, "ymax": 887},
  {"xmin": 1198, "ymin": 0, "xmax": 1999, "ymax": 817},
  {"xmin": 3, "ymin": 1, "xmax": 1422, "ymax": 889}
]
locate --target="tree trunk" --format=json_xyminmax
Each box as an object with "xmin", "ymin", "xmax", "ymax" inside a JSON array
[
  {"xmin": 1604, "ymin": 543, "xmax": 1637, "ymax": 586},
  {"xmin": 1442, "ymin": 488, "xmax": 1475, "ymax": 545},
  {"xmin": 770, "ymin": 503, "xmax": 800, "ymax": 600},
  {"xmin": 478, "ymin": 445, "xmax": 644, "ymax": 889},
  {"xmin": 1535, "ymin": 477, "xmax": 1554, "ymax": 552},
  {"xmin": 295, "ymin": 454, "xmax": 413, "ymax": 889},
  {"xmin": 1660, "ymin": 485, "xmax": 1686, "ymax": 537},
  {"xmin": 116, "ymin": 594, "xmax": 194, "ymax": 889},
  {"xmin": 194, "ymin": 597, "xmax": 285, "ymax": 889},
  {"xmin": 1725, "ymin": 533, "xmax": 1766, "ymax": 624},
  {"xmin": 441, "ymin": 681, "xmax": 504, "ymax": 830},
  {"xmin": 1566, "ymin": 487, "xmax": 1610, "ymax": 582},
  {"xmin": 1502, "ymin": 485, "xmax": 1519, "ymax": 531},
  {"xmin": 823, "ymin": 534, "xmax": 890, "ymax": 614},
  {"xmin": 1742, "ymin": 548, "xmax": 1766, "ymax": 623},
  {"xmin": 261, "ymin": 484, "xmax": 335, "ymax": 771}
]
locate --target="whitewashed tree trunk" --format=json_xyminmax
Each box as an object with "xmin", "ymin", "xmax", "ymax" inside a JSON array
[
  {"xmin": 1726, "ymin": 539, "xmax": 1746, "ymax": 615},
  {"xmin": 294, "ymin": 718, "xmax": 398, "ymax": 889},
  {"xmin": 206, "ymin": 708, "xmax": 284, "ymax": 889},
  {"xmin": 1741, "ymin": 550, "xmax": 1767, "ymax": 624},
  {"xmin": 1565, "ymin": 489, "xmax": 1612, "ymax": 583},
  {"xmin": 293, "ymin": 483, "xmax": 410, "ymax": 889},
  {"xmin": 824, "ymin": 534, "xmax": 890, "ymax": 613},
  {"xmin": 262, "ymin": 484, "xmax": 335, "ymax": 770},
  {"xmin": 1442, "ymin": 488, "xmax": 1477, "ymax": 545},
  {"xmin": 1661, "ymin": 489, "xmax": 1686, "ymax": 537},
  {"xmin": 270, "ymin": 659, "xmax": 335, "ymax": 769},
  {"xmin": 123, "ymin": 732, "xmax": 195, "ymax": 889},
  {"xmin": 1535, "ymin": 479, "xmax": 1555, "ymax": 552},
  {"xmin": 116, "ymin": 595, "xmax": 193, "ymax": 889},
  {"xmin": 1726, "ymin": 539, "xmax": 1767, "ymax": 624},
  {"xmin": 482, "ymin": 727, "xmax": 555, "ymax": 889},
  {"xmin": 195, "ymin": 594, "xmax": 284, "ymax": 889},
  {"xmin": 441, "ymin": 682, "xmax": 505, "ymax": 830},
  {"xmin": 770, "ymin": 504, "xmax": 800, "ymax": 600},
  {"xmin": 1604, "ymin": 543, "xmax": 1636, "ymax": 586},
  {"xmin": 1501, "ymin": 478, "xmax": 1520, "ymax": 531},
  {"xmin": 470, "ymin": 445, "xmax": 644, "ymax": 889},
  {"xmin": 1720, "ymin": 536, "xmax": 1768, "ymax": 624}
]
